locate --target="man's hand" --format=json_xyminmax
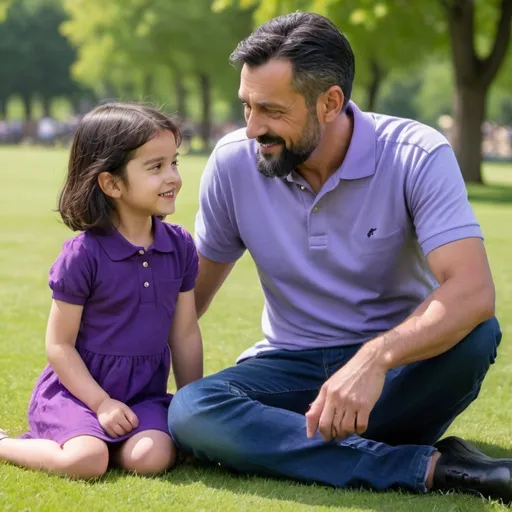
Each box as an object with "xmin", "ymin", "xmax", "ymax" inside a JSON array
[{"xmin": 306, "ymin": 350, "xmax": 387, "ymax": 441}]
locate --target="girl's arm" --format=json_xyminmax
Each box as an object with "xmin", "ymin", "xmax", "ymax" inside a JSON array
[
  {"xmin": 168, "ymin": 290, "xmax": 203, "ymax": 390},
  {"xmin": 46, "ymin": 299, "xmax": 139, "ymax": 438},
  {"xmin": 45, "ymin": 299, "xmax": 110, "ymax": 412}
]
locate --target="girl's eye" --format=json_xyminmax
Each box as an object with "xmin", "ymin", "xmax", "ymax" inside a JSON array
[
  {"xmin": 150, "ymin": 163, "xmax": 162, "ymax": 171},
  {"xmin": 172, "ymin": 160, "xmax": 179, "ymax": 168}
]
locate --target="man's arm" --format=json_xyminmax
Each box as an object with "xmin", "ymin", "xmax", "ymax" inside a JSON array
[
  {"xmin": 306, "ymin": 237, "xmax": 495, "ymax": 441},
  {"xmin": 194, "ymin": 252, "xmax": 236, "ymax": 318},
  {"xmin": 306, "ymin": 143, "xmax": 495, "ymax": 441},
  {"xmin": 364, "ymin": 237, "xmax": 494, "ymax": 368}
]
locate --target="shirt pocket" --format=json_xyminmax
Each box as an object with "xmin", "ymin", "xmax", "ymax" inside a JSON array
[
  {"xmin": 155, "ymin": 278, "xmax": 182, "ymax": 316},
  {"xmin": 353, "ymin": 228, "xmax": 406, "ymax": 254}
]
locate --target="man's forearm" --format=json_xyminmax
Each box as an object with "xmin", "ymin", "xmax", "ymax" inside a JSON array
[
  {"xmin": 360, "ymin": 275, "xmax": 495, "ymax": 370},
  {"xmin": 195, "ymin": 254, "xmax": 235, "ymax": 318}
]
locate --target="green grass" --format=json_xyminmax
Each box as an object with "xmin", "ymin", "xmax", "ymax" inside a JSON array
[{"xmin": 0, "ymin": 146, "xmax": 511, "ymax": 511}]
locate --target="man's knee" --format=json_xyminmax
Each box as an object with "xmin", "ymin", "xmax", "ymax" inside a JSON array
[
  {"xmin": 168, "ymin": 378, "xmax": 218, "ymax": 445},
  {"xmin": 459, "ymin": 316, "xmax": 501, "ymax": 365},
  {"xmin": 168, "ymin": 377, "xmax": 239, "ymax": 457}
]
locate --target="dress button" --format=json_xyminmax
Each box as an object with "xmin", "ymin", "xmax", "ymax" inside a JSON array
[
  {"xmin": 143, "ymin": 281, "xmax": 150, "ymax": 288},
  {"xmin": 139, "ymin": 249, "xmax": 145, "ymax": 255},
  {"xmin": 312, "ymin": 206, "xmax": 319, "ymax": 213},
  {"xmin": 142, "ymin": 261, "xmax": 149, "ymax": 268}
]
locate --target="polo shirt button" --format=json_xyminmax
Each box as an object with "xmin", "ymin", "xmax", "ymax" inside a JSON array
[
  {"xmin": 143, "ymin": 281, "xmax": 150, "ymax": 288},
  {"xmin": 300, "ymin": 185, "xmax": 305, "ymax": 190},
  {"xmin": 312, "ymin": 206, "xmax": 319, "ymax": 213},
  {"xmin": 139, "ymin": 249, "xmax": 145, "ymax": 255},
  {"xmin": 142, "ymin": 261, "xmax": 149, "ymax": 268}
]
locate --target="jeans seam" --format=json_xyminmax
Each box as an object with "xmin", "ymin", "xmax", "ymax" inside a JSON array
[
  {"xmin": 322, "ymin": 349, "xmax": 329, "ymax": 379},
  {"xmin": 229, "ymin": 383, "xmax": 319, "ymax": 395}
]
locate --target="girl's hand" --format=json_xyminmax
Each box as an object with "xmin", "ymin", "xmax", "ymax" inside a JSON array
[{"xmin": 96, "ymin": 398, "xmax": 139, "ymax": 438}]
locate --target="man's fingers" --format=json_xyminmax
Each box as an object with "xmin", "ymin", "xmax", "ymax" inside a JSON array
[
  {"xmin": 317, "ymin": 396, "xmax": 336, "ymax": 441},
  {"xmin": 355, "ymin": 410, "xmax": 369, "ymax": 436},
  {"xmin": 340, "ymin": 409, "xmax": 357, "ymax": 438},
  {"xmin": 306, "ymin": 388, "xmax": 326, "ymax": 438}
]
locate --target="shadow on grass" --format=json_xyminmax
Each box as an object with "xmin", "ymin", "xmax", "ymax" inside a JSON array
[
  {"xmin": 468, "ymin": 184, "xmax": 512, "ymax": 205},
  {"xmin": 469, "ymin": 439, "xmax": 512, "ymax": 459},
  {"xmin": 122, "ymin": 458, "xmax": 492, "ymax": 511}
]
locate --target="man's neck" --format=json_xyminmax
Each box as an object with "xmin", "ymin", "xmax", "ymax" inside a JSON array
[{"xmin": 297, "ymin": 110, "xmax": 354, "ymax": 194}]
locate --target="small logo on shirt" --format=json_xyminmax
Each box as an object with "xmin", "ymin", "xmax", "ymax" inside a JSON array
[{"xmin": 367, "ymin": 228, "xmax": 377, "ymax": 238}]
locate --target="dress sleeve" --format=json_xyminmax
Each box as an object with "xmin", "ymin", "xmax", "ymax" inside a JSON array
[{"xmin": 48, "ymin": 237, "xmax": 94, "ymax": 305}]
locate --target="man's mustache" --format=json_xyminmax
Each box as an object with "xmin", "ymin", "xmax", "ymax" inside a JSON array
[{"xmin": 257, "ymin": 134, "xmax": 285, "ymax": 145}]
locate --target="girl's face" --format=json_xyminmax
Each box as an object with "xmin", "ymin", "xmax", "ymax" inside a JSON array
[{"xmin": 117, "ymin": 130, "xmax": 182, "ymax": 218}]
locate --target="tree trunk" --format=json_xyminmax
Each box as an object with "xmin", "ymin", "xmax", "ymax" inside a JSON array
[
  {"xmin": 22, "ymin": 94, "xmax": 32, "ymax": 122},
  {"xmin": 366, "ymin": 59, "xmax": 384, "ymax": 112},
  {"xmin": 198, "ymin": 72, "xmax": 211, "ymax": 151},
  {"xmin": 175, "ymin": 75, "xmax": 188, "ymax": 119},
  {"xmin": 0, "ymin": 97, "xmax": 7, "ymax": 119},
  {"xmin": 443, "ymin": 0, "xmax": 512, "ymax": 183},
  {"xmin": 452, "ymin": 84, "xmax": 486, "ymax": 184},
  {"xmin": 42, "ymin": 96, "xmax": 52, "ymax": 117}
]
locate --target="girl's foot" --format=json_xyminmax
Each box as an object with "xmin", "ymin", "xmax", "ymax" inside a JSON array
[{"xmin": 0, "ymin": 429, "xmax": 9, "ymax": 441}]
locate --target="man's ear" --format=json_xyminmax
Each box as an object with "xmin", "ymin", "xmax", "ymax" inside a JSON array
[
  {"xmin": 318, "ymin": 85, "xmax": 344, "ymax": 124},
  {"xmin": 97, "ymin": 172, "xmax": 122, "ymax": 198}
]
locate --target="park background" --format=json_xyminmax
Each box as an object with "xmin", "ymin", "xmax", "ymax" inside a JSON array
[{"xmin": 0, "ymin": 0, "xmax": 511, "ymax": 510}]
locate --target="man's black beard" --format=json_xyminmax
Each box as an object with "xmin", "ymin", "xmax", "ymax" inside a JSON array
[{"xmin": 255, "ymin": 117, "xmax": 321, "ymax": 179}]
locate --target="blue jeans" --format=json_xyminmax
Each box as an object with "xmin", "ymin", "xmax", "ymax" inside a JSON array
[{"xmin": 168, "ymin": 317, "xmax": 501, "ymax": 493}]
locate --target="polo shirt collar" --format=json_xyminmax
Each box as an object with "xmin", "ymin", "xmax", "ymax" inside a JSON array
[{"xmin": 96, "ymin": 216, "xmax": 175, "ymax": 261}]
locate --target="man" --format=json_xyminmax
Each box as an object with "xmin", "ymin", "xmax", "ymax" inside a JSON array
[{"xmin": 168, "ymin": 12, "xmax": 510, "ymax": 502}]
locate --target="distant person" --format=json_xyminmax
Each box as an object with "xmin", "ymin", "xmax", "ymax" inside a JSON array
[
  {"xmin": 0, "ymin": 103, "xmax": 203, "ymax": 479},
  {"xmin": 168, "ymin": 12, "xmax": 511, "ymax": 503},
  {"xmin": 37, "ymin": 116, "xmax": 57, "ymax": 146}
]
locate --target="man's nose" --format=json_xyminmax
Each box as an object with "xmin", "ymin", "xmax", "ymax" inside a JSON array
[{"xmin": 245, "ymin": 111, "xmax": 267, "ymax": 140}]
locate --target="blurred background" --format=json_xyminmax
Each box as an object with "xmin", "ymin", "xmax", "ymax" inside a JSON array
[{"xmin": 0, "ymin": 0, "xmax": 510, "ymax": 184}]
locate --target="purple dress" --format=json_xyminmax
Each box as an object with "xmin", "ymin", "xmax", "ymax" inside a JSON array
[{"xmin": 21, "ymin": 217, "xmax": 198, "ymax": 446}]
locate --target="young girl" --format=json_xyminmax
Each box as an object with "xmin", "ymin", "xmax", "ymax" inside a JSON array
[{"xmin": 0, "ymin": 103, "xmax": 203, "ymax": 479}]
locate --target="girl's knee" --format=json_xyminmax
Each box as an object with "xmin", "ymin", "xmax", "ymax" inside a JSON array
[
  {"xmin": 122, "ymin": 433, "xmax": 176, "ymax": 475},
  {"xmin": 61, "ymin": 440, "xmax": 109, "ymax": 479}
]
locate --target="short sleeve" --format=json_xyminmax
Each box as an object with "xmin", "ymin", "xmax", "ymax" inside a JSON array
[
  {"xmin": 179, "ymin": 229, "xmax": 199, "ymax": 293},
  {"xmin": 49, "ymin": 237, "xmax": 93, "ymax": 305},
  {"xmin": 406, "ymin": 144, "xmax": 483, "ymax": 256},
  {"xmin": 194, "ymin": 150, "xmax": 245, "ymax": 263}
]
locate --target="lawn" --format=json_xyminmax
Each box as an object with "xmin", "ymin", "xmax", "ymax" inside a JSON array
[{"xmin": 0, "ymin": 146, "xmax": 511, "ymax": 512}]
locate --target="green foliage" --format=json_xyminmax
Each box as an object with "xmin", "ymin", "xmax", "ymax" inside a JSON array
[
  {"xmin": 62, "ymin": 0, "xmax": 253, "ymax": 107},
  {"xmin": 0, "ymin": 0, "xmax": 83, "ymax": 114}
]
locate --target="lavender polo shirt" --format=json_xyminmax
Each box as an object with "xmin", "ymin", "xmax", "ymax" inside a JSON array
[{"xmin": 196, "ymin": 101, "xmax": 483, "ymax": 361}]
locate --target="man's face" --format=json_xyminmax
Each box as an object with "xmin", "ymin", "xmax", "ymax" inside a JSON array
[{"xmin": 239, "ymin": 59, "xmax": 322, "ymax": 178}]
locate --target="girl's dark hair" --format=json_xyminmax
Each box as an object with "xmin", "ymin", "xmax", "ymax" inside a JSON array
[
  {"xmin": 230, "ymin": 12, "xmax": 355, "ymax": 110},
  {"xmin": 58, "ymin": 102, "xmax": 181, "ymax": 232}
]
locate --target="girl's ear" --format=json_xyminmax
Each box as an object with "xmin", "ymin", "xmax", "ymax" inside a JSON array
[{"xmin": 98, "ymin": 172, "xmax": 122, "ymax": 198}]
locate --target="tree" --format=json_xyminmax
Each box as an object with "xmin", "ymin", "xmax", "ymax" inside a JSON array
[
  {"xmin": 0, "ymin": 0, "xmax": 10, "ymax": 21},
  {"xmin": 62, "ymin": 0, "xmax": 253, "ymax": 149},
  {"xmin": 443, "ymin": 0, "xmax": 512, "ymax": 183},
  {"xmin": 215, "ymin": 0, "xmax": 512, "ymax": 183},
  {"xmin": 0, "ymin": 0, "xmax": 84, "ymax": 120}
]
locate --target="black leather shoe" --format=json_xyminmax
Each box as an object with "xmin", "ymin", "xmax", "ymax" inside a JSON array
[{"xmin": 433, "ymin": 436, "xmax": 512, "ymax": 503}]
